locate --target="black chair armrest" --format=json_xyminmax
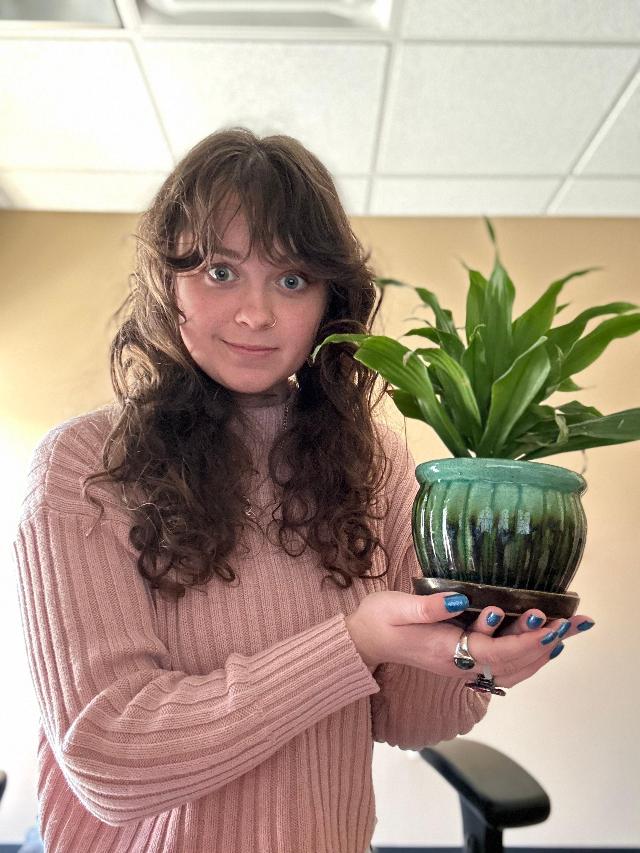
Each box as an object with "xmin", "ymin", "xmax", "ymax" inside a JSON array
[{"xmin": 420, "ymin": 739, "xmax": 550, "ymax": 830}]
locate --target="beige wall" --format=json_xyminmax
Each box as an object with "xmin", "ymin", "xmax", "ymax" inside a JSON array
[{"xmin": 1, "ymin": 211, "xmax": 638, "ymax": 845}]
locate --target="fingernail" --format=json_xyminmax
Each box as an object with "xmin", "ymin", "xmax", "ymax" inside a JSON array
[
  {"xmin": 527, "ymin": 614, "xmax": 544, "ymax": 629},
  {"xmin": 557, "ymin": 621, "xmax": 571, "ymax": 639},
  {"xmin": 486, "ymin": 611, "xmax": 502, "ymax": 627},
  {"xmin": 541, "ymin": 631, "xmax": 557, "ymax": 646},
  {"xmin": 445, "ymin": 594, "xmax": 470, "ymax": 613},
  {"xmin": 577, "ymin": 620, "xmax": 595, "ymax": 631},
  {"xmin": 549, "ymin": 642, "xmax": 565, "ymax": 660}
]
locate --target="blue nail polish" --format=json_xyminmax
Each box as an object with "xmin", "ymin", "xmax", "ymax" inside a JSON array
[
  {"xmin": 486, "ymin": 611, "xmax": 501, "ymax": 627},
  {"xmin": 549, "ymin": 642, "xmax": 565, "ymax": 660},
  {"xmin": 445, "ymin": 594, "xmax": 470, "ymax": 613},
  {"xmin": 527, "ymin": 614, "xmax": 544, "ymax": 629},
  {"xmin": 541, "ymin": 631, "xmax": 557, "ymax": 645},
  {"xmin": 577, "ymin": 620, "xmax": 595, "ymax": 631},
  {"xmin": 557, "ymin": 621, "xmax": 571, "ymax": 639}
]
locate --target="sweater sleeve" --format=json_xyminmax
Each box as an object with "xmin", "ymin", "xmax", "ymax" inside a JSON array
[
  {"xmin": 13, "ymin": 417, "xmax": 380, "ymax": 826},
  {"xmin": 370, "ymin": 426, "xmax": 489, "ymax": 749}
]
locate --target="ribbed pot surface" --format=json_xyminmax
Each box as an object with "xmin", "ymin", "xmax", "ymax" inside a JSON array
[{"xmin": 412, "ymin": 458, "xmax": 587, "ymax": 593}]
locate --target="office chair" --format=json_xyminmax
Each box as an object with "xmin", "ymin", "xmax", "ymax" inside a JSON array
[
  {"xmin": 419, "ymin": 739, "xmax": 550, "ymax": 853},
  {"xmin": 372, "ymin": 739, "xmax": 549, "ymax": 853}
]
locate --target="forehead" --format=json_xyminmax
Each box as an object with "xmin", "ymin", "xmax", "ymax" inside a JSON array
[{"xmin": 178, "ymin": 207, "xmax": 292, "ymax": 265}]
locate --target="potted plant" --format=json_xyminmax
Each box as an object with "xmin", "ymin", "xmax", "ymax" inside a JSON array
[{"xmin": 312, "ymin": 219, "xmax": 640, "ymax": 625}]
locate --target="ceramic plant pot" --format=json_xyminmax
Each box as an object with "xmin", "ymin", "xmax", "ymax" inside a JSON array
[{"xmin": 411, "ymin": 458, "xmax": 587, "ymax": 626}]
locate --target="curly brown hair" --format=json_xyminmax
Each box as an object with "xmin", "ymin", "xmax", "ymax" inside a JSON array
[{"xmin": 83, "ymin": 127, "xmax": 392, "ymax": 599}]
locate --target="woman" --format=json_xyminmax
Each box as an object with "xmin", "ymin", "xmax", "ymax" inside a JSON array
[{"xmin": 14, "ymin": 127, "xmax": 593, "ymax": 853}]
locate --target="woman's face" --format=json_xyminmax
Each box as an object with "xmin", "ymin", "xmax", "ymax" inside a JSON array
[{"xmin": 175, "ymin": 210, "xmax": 329, "ymax": 399}]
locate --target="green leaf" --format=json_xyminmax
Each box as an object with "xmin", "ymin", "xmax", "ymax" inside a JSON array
[
  {"xmin": 403, "ymin": 326, "xmax": 465, "ymax": 361},
  {"xmin": 511, "ymin": 400, "xmax": 604, "ymax": 444},
  {"xmin": 465, "ymin": 270, "xmax": 488, "ymax": 344},
  {"xmin": 556, "ymin": 377, "xmax": 583, "ymax": 392},
  {"xmin": 509, "ymin": 404, "xmax": 557, "ymax": 441},
  {"xmin": 414, "ymin": 287, "xmax": 460, "ymax": 337},
  {"xmin": 461, "ymin": 324, "xmax": 491, "ymax": 420},
  {"xmin": 350, "ymin": 337, "xmax": 470, "ymax": 456},
  {"xmin": 538, "ymin": 342, "xmax": 565, "ymax": 401},
  {"xmin": 483, "ymin": 257, "xmax": 516, "ymax": 382},
  {"xmin": 508, "ymin": 400, "xmax": 607, "ymax": 456},
  {"xmin": 310, "ymin": 333, "xmax": 369, "ymax": 363},
  {"xmin": 559, "ymin": 313, "xmax": 640, "ymax": 380},
  {"xmin": 484, "ymin": 216, "xmax": 497, "ymax": 248},
  {"xmin": 556, "ymin": 400, "xmax": 604, "ymax": 420},
  {"xmin": 547, "ymin": 302, "xmax": 638, "ymax": 355},
  {"xmin": 375, "ymin": 277, "xmax": 413, "ymax": 289},
  {"xmin": 553, "ymin": 408, "xmax": 569, "ymax": 445},
  {"xmin": 477, "ymin": 337, "xmax": 551, "ymax": 457},
  {"xmin": 412, "ymin": 347, "xmax": 483, "ymax": 447},
  {"xmin": 568, "ymin": 408, "xmax": 640, "ymax": 440},
  {"xmin": 388, "ymin": 389, "xmax": 423, "ymax": 421},
  {"xmin": 520, "ymin": 409, "xmax": 640, "ymax": 459},
  {"xmin": 511, "ymin": 267, "xmax": 600, "ymax": 357}
]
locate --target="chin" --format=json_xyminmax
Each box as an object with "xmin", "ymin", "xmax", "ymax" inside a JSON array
[{"xmin": 212, "ymin": 373, "xmax": 287, "ymax": 396}]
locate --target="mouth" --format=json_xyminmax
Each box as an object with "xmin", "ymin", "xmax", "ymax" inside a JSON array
[{"xmin": 224, "ymin": 341, "xmax": 277, "ymax": 354}]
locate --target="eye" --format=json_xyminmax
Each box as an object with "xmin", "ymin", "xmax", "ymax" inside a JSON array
[
  {"xmin": 278, "ymin": 272, "xmax": 308, "ymax": 292},
  {"xmin": 206, "ymin": 264, "xmax": 237, "ymax": 283}
]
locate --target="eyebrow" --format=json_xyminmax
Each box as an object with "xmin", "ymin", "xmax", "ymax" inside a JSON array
[{"xmin": 213, "ymin": 246, "xmax": 243, "ymax": 260}]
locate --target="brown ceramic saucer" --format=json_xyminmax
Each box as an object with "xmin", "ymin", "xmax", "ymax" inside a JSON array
[{"xmin": 412, "ymin": 577, "xmax": 580, "ymax": 631}]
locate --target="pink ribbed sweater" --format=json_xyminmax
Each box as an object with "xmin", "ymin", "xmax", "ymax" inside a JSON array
[{"xmin": 14, "ymin": 397, "xmax": 488, "ymax": 853}]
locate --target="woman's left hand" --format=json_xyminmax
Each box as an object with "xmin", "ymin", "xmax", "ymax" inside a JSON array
[{"xmin": 465, "ymin": 605, "xmax": 595, "ymax": 689}]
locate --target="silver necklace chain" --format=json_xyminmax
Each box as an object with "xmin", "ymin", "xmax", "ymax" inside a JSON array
[{"xmin": 242, "ymin": 398, "xmax": 290, "ymax": 520}]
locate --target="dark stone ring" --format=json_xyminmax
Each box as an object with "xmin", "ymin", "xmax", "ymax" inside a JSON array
[{"xmin": 465, "ymin": 666, "xmax": 507, "ymax": 697}]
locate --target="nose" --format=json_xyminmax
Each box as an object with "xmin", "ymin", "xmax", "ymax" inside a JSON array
[{"xmin": 234, "ymin": 286, "xmax": 277, "ymax": 330}]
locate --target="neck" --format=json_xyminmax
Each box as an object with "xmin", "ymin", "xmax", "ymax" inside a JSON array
[{"xmin": 231, "ymin": 379, "xmax": 294, "ymax": 409}]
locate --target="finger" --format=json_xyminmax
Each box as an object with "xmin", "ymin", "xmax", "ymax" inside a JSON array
[
  {"xmin": 497, "ymin": 637, "xmax": 567, "ymax": 687},
  {"xmin": 413, "ymin": 591, "xmax": 471, "ymax": 625},
  {"xmin": 548, "ymin": 614, "xmax": 596, "ymax": 641},
  {"xmin": 464, "ymin": 624, "xmax": 567, "ymax": 677},
  {"xmin": 469, "ymin": 606, "xmax": 505, "ymax": 636},
  {"xmin": 499, "ymin": 608, "xmax": 547, "ymax": 636}
]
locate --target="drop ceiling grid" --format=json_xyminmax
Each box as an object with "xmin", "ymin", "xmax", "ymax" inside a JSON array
[
  {"xmin": 579, "ymin": 69, "xmax": 640, "ymax": 176},
  {"xmin": 0, "ymin": 170, "xmax": 168, "ymax": 212},
  {"xmin": 0, "ymin": 0, "xmax": 639, "ymax": 214},
  {"xmin": 0, "ymin": 38, "xmax": 173, "ymax": 172},
  {"xmin": 401, "ymin": 0, "xmax": 640, "ymax": 42},
  {"xmin": 138, "ymin": 39, "xmax": 388, "ymax": 174},
  {"xmin": 375, "ymin": 43, "xmax": 640, "ymax": 176}
]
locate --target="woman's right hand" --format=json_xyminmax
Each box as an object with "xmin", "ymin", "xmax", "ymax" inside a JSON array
[{"xmin": 345, "ymin": 590, "xmax": 590, "ymax": 688}]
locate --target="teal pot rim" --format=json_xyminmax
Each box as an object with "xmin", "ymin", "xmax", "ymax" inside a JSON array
[{"xmin": 415, "ymin": 457, "xmax": 587, "ymax": 496}]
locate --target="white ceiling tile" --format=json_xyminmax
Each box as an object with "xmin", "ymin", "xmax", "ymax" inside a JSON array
[
  {"xmin": 0, "ymin": 170, "xmax": 168, "ymax": 212},
  {"xmin": 139, "ymin": 40, "xmax": 386, "ymax": 174},
  {"xmin": 0, "ymin": 40, "xmax": 173, "ymax": 171},
  {"xmin": 551, "ymin": 177, "xmax": 640, "ymax": 215},
  {"xmin": 402, "ymin": 0, "xmax": 640, "ymax": 42},
  {"xmin": 580, "ymin": 76, "xmax": 640, "ymax": 175},
  {"xmin": 378, "ymin": 44, "xmax": 639, "ymax": 175},
  {"xmin": 333, "ymin": 176, "xmax": 369, "ymax": 214},
  {"xmin": 370, "ymin": 177, "xmax": 561, "ymax": 215}
]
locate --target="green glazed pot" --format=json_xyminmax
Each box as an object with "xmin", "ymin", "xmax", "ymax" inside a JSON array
[{"xmin": 412, "ymin": 458, "xmax": 587, "ymax": 594}]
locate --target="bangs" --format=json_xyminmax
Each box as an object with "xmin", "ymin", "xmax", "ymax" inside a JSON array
[{"xmin": 163, "ymin": 146, "xmax": 343, "ymax": 283}]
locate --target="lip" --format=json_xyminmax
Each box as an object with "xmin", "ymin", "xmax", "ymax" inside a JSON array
[{"xmin": 224, "ymin": 341, "xmax": 277, "ymax": 353}]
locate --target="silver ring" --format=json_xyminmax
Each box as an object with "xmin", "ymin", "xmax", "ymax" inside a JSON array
[
  {"xmin": 453, "ymin": 630, "xmax": 476, "ymax": 670},
  {"xmin": 465, "ymin": 665, "xmax": 507, "ymax": 697},
  {"xmin": 266, "ymin": 317, "xmax": 277, "ymax": 328}
]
